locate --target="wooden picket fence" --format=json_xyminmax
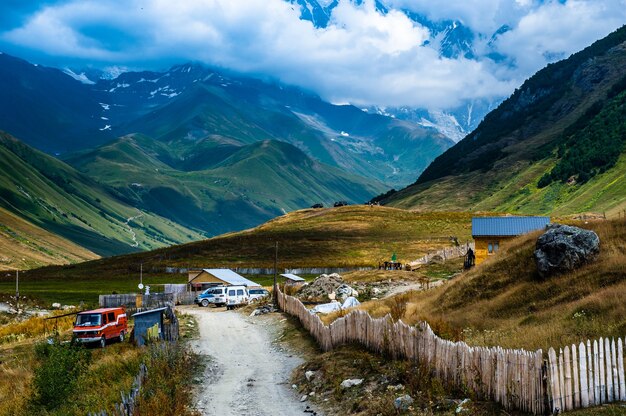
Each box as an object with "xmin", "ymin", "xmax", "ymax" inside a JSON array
[
  {"xmin": 276, "ymin": 287, "xmax": 626, "ymax": 414},
  {"xmin": 276, "ymin": 287, "xmax": 544, "ymax": 414},
  {"xmin": 410, "ymin": 242, "xmax": 474, "ymax": 266},
  {"xmin": 547, "ymin": 338, "xmax": 626, "ymax": 413}
]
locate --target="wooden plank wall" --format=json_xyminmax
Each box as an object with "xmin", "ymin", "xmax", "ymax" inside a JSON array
[
  {"xmin": 547, "ymin": 338, "xmax": 626, "ymax": 413},
  {"xmin": 276, "ymin": 287, "xmax": 544, "ymax": 414}
]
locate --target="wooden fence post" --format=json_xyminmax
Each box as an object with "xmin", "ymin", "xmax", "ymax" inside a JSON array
[
  {"xmin": 579, "ymin": 342, "xmax": 589, "ymax": 408},
  {"xmin": 572, "ymin": 344, "xmax": 579, "ymax": 408},
  {"xmin": 618, "ymin": 338, "xmax": 626, "ymax": 401}
]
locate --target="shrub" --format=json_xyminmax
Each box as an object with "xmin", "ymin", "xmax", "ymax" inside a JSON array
[
  {"xmin": 31, "ymin": 341, "xmax": 91, "ymax": 411},
  {"xmin": 386, "ymin": 293, "xmax": 409, "ymax": 321},
  {"xmin": 135, "ymin": 343, "xmax": 200, "ymax": 416}
]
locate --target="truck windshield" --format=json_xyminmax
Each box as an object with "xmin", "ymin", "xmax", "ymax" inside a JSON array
[{"xmin": 75, "ymin": 314, "xmax": 101, "ymax": 327}]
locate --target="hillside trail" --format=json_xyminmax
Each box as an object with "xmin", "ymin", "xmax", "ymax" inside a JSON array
[
  {"xmin": 123, "ymin": 210, "xmax": 144, "ymax": 247},
  {"xmin": 184, "ymin": 306, "xmax": 321, "ymax": 416}
]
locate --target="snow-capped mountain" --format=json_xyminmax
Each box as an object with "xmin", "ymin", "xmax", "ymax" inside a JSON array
[{"xmin": 289, "ymin": 0, "xmax": 507, "ymax": 141}]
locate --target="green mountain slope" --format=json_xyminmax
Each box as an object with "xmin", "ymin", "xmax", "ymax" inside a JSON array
[
  {"xmin": 64, "ymin": 135, "xmax": 387, "ymax": 235},
  {"xmin": 123, "ymin": 81, "xmax": 452, "ymax": 188},
  {"xmin": 386, "ymin": 25, "xmax": 626, "ymax": 217},
  {"xmin": 0, "ymin": 131, "xmax": 204, "ymax": 257},
  {"xmin": 0, "ymin": 206, "xmax": 99, "ymax": 271}
]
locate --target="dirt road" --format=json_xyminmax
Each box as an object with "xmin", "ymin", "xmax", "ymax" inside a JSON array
[{"xmin": 185, "ymin": 307, "xmax": 320, "ymax": 416}]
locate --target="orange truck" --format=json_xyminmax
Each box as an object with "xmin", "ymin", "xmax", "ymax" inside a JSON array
[{"xmin": 73, "ymin": 307, "xmax": 128, "ymax": 347}]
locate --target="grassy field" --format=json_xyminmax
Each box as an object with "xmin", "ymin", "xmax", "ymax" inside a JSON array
[
  {"xmin": 0, "ymin": 206, "xmax": 474, "ymax": 305},
  {"xmin": 0, "ymin": 273, "xmax": 317, "ymax": 306},
  {"xmin": 0, "ymin": 311, "xmax": 200, "ymax": 416},
  {"xmin": 341, "ymin": 219, "xmax": 625, "ymax": 351}
]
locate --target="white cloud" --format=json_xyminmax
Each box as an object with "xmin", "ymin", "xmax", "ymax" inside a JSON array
[
  {"xmin": 1, "ymin": 0, "xmax": 625, "ymax": 110},
  {"xmin": 497, "ymin": 0, "xmax": 626, "ymax": 74}
]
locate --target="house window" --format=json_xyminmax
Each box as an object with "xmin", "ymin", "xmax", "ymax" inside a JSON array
[{"xmin": 488, "ymin": 241, "xmax": 500, "ymax": 255}]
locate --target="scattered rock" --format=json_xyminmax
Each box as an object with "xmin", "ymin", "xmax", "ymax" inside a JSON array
[
  {"xmin": 299, "ymin": 274, "xmax": 344, "ymax": 300},
  {"xmin": 51, "ymin": 302, "xmax": 61, "ymax": 309},
  {"xmin": 305, "ymin": 370, "xmax": 316, "ymax": 381},
  {"xmin": 292, "ymin": 384, "xmax": 298, "ymax": 389},
  {"xmin": 428, "ymin": 254, "xmax": 445, "ymax": 264},
  {"xmin": 394, "ymin": 394, "xmax": 414, "ymax": 411},
  {"xmin": 340, "ymin": 378, "xmax": 363, "ymax": 389},
  {"xmin": 456, "ymin": 398, "xmax": 470, "ymax": 413},
  {"xmin": 534, "ymin": 224, "xmax": 600, "ymax": 278},
  {"xmin": 250, "ymin": 304, "xmax": 277, "ymax": 316},
  {"xmin": 335, "ymin": 284, "xmax": 358, "ymax": 300},
  {"xmin": 300, "ymin": 395, "xmax": 308, "ymax": 402}
]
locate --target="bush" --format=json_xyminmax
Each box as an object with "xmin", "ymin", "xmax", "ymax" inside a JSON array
[
  {"xmin": 135, "ymin": 343, "xmax": 200, "ymax": 416},
  {"xmin": 31, "ymin": 341, "xmax": 91, "ymax": 411}
]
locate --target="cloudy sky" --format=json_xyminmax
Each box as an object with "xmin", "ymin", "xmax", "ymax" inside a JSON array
[{"xmin": 1, "ymin": 0, "xmax": 625, "ymax": 109}]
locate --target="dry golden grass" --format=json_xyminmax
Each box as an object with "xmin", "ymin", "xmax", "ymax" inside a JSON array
[
  {"xmin": 0, "ymin": 313, "xmax": 75, "ymax": 345},
  {"xmin": 342, "ymin": 269, "xmax": 419, "ymax": 283},
  {"xmin": 338, "ymin": 220, "xmax": 625, "ymax": 351},
  {"xmin": 0, "ymin": 344, "xmax": 34, "ymax": 416},
  {"xmin": 26, "ymin": 206, "xmax": 474, "ymax": 282},
  {"xmin": 0, "ymin": 207, "xmax": 98, "ymax": 271}
]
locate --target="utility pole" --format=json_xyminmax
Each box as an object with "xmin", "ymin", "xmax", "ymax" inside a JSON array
[
  {"xmin": 15, "ymin": 268, "xmax": 19, "ymax": 314},
  {"xmin": 273, "ymin": 240, "xmax": 278, "ymax": 306}
]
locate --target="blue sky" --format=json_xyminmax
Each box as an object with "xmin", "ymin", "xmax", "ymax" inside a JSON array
[{"xmin": 1, "ymin": 0, "xmax": 625, "ymax": 109}]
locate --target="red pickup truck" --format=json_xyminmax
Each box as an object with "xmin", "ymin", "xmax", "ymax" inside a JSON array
[{"xmin": 73, "ymin": 307, "xmax": 128, "ymax": 348}]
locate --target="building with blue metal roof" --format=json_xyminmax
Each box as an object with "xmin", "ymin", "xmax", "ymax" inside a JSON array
[{"xmin": 472, "ymin": 216, "xmax": 550, "ymax": 264}]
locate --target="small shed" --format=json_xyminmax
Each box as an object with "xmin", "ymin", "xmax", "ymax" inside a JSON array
[
  {"xmin": 188, "ymin": 269, "xmax": 260, "ymax": 291},
  {"xmin": 280, "ymin": 273, "xmax": 305, "ymax": 287},
  {"xmin": 132, "ymin": 307, "xmax": 178, "ymax": 346},
  {"xmin": 472, "ymin": 216, "xmax": 550, "ymax": 264}
]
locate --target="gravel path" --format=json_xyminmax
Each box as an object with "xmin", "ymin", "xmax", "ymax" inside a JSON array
[{"xmin": 185, "ymin": 307, "xmax": 320, "ymax": 416}]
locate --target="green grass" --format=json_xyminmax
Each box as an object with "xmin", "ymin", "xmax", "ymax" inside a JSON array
[
  {"xmin": 0, "ymin": 206, "xmax": 473, "ymax": 305},
  {"xmin": 0, "ymin": 132, "xmax": 205, "ymax": 258},
  {"xmin": 0, "ymin": 274, "xmax": 185, "ymax": 306},
  {"xmin": 15, "ymin": 205, "xmax": 472, "ymax": 275},
  {"xmin": 387, "ymin": 26, "xmax": 626, "ymax": 218},
  {"xmin": 0, "ymin": 273, "xmax": 316, "ymax": 306},
  {"xmin": 64, "ymin": 134, "xmax": 387, "ymax": 236}
]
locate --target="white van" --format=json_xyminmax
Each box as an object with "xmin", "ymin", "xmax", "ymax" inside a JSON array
[
  {"xmin": 248, "ymin": 288, "xmax": 270, "ymax": 302},
  {"xmin": 208, "ymin": 286, "xmax": 228, "ymax": 307},
  {"xmin": 225, "ymin": 286, "xmax": 249, "ymax": 310}
]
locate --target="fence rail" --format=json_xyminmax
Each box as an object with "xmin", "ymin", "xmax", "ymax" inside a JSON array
[
  {"xmin": 410, "ymin": 242, "xmax": 474, "ymax": 266},
  {"xmin": 162, "ymin": 308, "xmax": 179, "ymax": 343},
  {"xmin": 99, "ymin": 293, "xmax": 175, "ymax": 313},
  {"xmin": 276, "ymin": 287, "xmax": 625, "ymax": 415}
]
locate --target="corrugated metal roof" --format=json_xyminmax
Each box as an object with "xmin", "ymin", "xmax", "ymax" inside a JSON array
[
  {"xmin": 132, "ymin": 307, "xmax": 168, "ymax": 317},
  {"xmin": 280, "ymin": 273, "xmax": 305, "ymax": 282},
  {"xmin": 472, "ymin": 216, "xmax": 550, "ymax": 237},
  {"xmin": 202, "ymin": 269, "xmax": 260, "ymax": 287}
]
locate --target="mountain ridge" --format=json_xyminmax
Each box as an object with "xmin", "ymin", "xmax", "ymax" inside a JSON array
[
  {"xmin": 0, "ymin": 131, "xmax": 205, "ymax": 256},
  {"xmin": 385, "ymin": 25, "xmax": 626, "ymax": 217}
]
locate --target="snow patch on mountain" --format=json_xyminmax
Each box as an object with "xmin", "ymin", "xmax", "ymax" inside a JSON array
[
  {"xmin": 63, "ymin": 68, "xmax": 95, "ymax": 85},
  {"xmin": 417, "ymin": 111, "xmax": 466, "ymax": 143}
]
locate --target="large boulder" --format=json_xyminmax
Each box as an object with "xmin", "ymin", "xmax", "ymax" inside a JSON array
[{"xmin": 534, "ymin": 224, "xmax": 600, "ymax": 278}]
